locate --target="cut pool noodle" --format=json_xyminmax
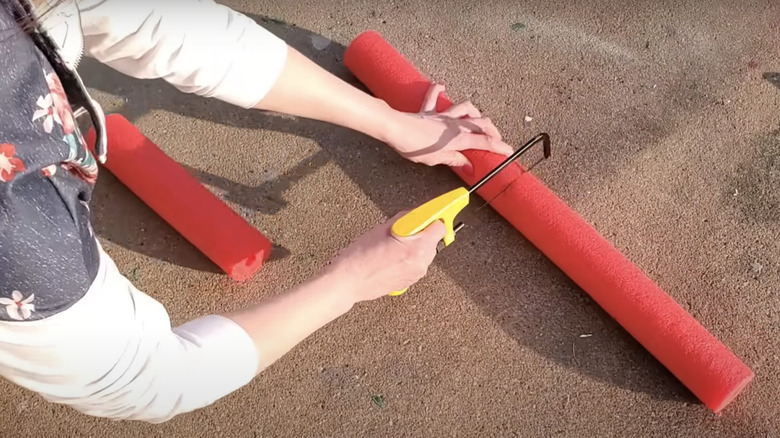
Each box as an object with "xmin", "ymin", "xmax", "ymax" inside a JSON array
[{"xmin": 86, "ymin": 114, "xmax": 273, "ymax": 281}]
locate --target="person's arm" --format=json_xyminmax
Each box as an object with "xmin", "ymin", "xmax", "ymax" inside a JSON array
[
  {"xmin": 223, "ymin": 210, "xmax": 446, "ymax": 372},
  {"xmin": 76, "ymin": 0, "xmax": 288, "ymax": 110},
  {"xmin": 0, "ymin": 179, "xmax": 443, "ymax": 424},
  {"xmin": 0, "ymin": 245, "xmax": 261, "ymax": 424},
  {"xmin": 75, "ymin": 0, "xmax": 514, "ymax": 169},
  {"xmin": 0, "ymin": 214, "xmax": 444, "ymax": 423}
]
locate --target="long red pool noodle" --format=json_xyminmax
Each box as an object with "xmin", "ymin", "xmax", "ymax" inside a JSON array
[
  {"xmin": 343, "ymin": 30, "xmax": 753, "ymax": 413},
  {"xmin": 85, "ymin": 114, "xmax": 273, "ymax": 281}
]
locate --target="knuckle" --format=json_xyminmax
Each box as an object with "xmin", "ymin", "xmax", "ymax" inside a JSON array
[
  {"xmin": 410, "ymin": 244, "xmax": 432, "ymax": 261},
  {"xmin": 400, "ymin": 244, "xmax": 420, "ymax": 260},
  {"xmin": 413, "ymin": 245, "xmax": 428, "ymax": 261}
]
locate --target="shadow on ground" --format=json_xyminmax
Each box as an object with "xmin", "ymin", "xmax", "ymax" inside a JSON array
[
  {"xmin": 77, "ymin": 14, "xmax": 697, "ymax": 407},
  {"xmin": 763, "ymin": 72, "xmax": 780, "ymax": 91}
]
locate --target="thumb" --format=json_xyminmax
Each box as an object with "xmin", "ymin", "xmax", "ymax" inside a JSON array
[
  {"xmin": 457, "ymin": 132, "xmax": 514, "ymax": 156},
  {"xmin": 416, "ymin": 219, "xmax": 447, "ymax": 243},
  {"xmin": 442, "ymin": 151, "xmax": 471, "ymax": 168},
  {"xmin": 440, "ymin": 152, "xmax": 475, "ymax": 177}
]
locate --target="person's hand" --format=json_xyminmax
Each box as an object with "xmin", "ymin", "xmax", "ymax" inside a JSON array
[
  {"xmin": 382, "ymin": 82, "xmax": 514, "ymax": 175},
  {"xmin": 322, "ymin": 211, "xmax": 447, "ymax": 303}
]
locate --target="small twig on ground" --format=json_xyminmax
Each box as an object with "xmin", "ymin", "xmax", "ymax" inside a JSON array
[{"xmin": 571, "ymin": 342, "xmax": 577, "ymax": 365}]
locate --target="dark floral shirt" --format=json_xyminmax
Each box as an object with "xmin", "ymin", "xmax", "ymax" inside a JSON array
[{"xmin": 0, "ymin": 2, "xmax": 100, "ymax": 321}]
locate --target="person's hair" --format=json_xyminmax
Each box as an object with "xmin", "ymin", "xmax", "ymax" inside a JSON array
[{"xmin": 5, "ymin": 0, "xmax": 65, "ymax": 34}]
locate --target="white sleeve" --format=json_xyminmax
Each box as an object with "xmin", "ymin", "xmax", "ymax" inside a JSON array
[
  {"xmin": 75, "ymin": 0, "xmax": 289, "ymax": 108},
  {"xmin": 0, "ymin": 243, "xmax": 259, "ymax": 423}
]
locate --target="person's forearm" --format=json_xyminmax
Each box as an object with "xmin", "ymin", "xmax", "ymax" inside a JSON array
[
  {"xmin": 253, "ymin": 45, "xmax": 400, "ymax": 143},
  {"xmin": 223, "ymin": 269, "xmax": 358, "ymax": 374}
]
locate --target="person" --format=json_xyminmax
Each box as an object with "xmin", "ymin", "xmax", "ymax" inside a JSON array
[{"xmin": 0, "ymin": 0, "xmax": 513, "ymax": 423}]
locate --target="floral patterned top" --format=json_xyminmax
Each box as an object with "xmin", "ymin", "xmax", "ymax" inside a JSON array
[
  {"xmin": 0, "ymin": 0, "xmax": 288, "ymax": 424},
  {"xmin": 0, "ymin": 3, "xmax": 101, "ymax": 322}
]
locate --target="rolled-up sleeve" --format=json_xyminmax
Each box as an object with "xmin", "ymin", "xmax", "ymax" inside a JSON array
[
  {"xmin": 76, "ymin": 0, "xmax": 289, "ymax": 108},
  {"xmin": 0, "ymin": 244, "xmax": 259, "ymax": 423}
]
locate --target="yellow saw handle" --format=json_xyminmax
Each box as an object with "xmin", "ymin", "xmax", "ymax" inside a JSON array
[{"xmin": 389, "ymin": 187, "xmax": 470, "ymax": 296}]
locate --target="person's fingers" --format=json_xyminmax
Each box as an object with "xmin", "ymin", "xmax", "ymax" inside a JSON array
[
  {"xmin": 417, "ymin": 218, "xmax": 447, "ymax": 244},
  {"xmin": 385, "ymin": 209, "xmax": 411, "ymax": 232},
  {"xmin": 390, "ymin": 210, "xmax": 447, "ymax": 242},
  {"xmin": 458, "ymin": 117, "xmax": 503, "ymax": 141},
  {"xmin": 438, "ymin": 150, "xmax": 471, "ymax": 168},
  {"xmin": 443, "ymin": 100, "xmax": 482, "ymax": 118},
  {"xmin": 454, "ymin": 132, "xmax": 514, "ymax": 156},
  {"xmin": 420, "ymin": 82, "xmax": 446, "ymax": 113}
]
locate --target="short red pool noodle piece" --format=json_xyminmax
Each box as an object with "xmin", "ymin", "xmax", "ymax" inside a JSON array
[
  {"xmin": 344, "ymin": 30, "xmax": 753, "ymax": 413},
  {"xmin": 85, "ymin": 114, "xmax": 272, "ymax": 281}
]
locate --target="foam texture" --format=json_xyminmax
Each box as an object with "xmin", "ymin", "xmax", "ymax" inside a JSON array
[
  {"xmin": 344, "ymin": 30, "xmax": 753, "ymax": 413},
  {"xmin": 85, "ymin": 114, "xmax": 272, "ymax": 281}
]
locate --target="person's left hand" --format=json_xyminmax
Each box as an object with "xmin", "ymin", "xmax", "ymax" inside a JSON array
[{"xmin": 382, "ymin": 82, "xmax": 514, "ymax": 175}]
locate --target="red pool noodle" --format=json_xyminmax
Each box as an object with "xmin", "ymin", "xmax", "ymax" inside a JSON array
[
  {"xmin": 344, "ymin": 30, "xmax": 753, "ymax": 413},
  {"xmin": 85, "ymin": 114, "xmax": 272, "ymax": 281}
]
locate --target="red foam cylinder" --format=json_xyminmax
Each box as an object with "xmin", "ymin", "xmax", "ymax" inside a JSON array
[
  {"xmin": 344, "ymin": 30, "xmax": 753, "ymax": 413},
  {"xmin": 85, "ymin": 114, "xmax": 272, "ymax": 281}
]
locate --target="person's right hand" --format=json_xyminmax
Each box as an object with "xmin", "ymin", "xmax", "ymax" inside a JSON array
[{"xmin": 322, "ymin": 211, "xmax": 447, "ymax": 303}]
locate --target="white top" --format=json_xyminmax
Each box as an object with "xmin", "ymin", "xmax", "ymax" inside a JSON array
[
  {"xmin": 0, "ymin": 0, "xmax": 289, "ymax": 423},
  {"xmin": 48, "ymin": 0, "xmax": 289, "ymax": 109}
]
